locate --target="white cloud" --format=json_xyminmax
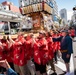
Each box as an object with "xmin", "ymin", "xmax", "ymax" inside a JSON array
[{"xmin": 67, "ymin": 10, "xmax": 73, "ymax": 20}]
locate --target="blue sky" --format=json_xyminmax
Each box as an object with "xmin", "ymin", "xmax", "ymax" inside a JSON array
[
  {"xmin": 56, "ymin": 0, "xmax": 76, "ymax": 20},
  {"xmin": 0, "ymin": 0, "xmax": 75, "ymax": 10},
  {"xmin": 0, "ymin": 0, "xmax": 19, "ymax": 6},
  {"xmin": 56, "ymin": 0, "xmax": 76, "ymax": 11}
]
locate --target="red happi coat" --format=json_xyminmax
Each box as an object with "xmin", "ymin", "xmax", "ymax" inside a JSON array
[
  {"xmin": 34, "ymin": 42, "xmax": 41, "ymax": 65},
  {"xmin": 53, "ymin": 34, "xmax": 61, "ymax": 52},
  {"xmin": 46, "ymin": 37, "xmax": 54, "ymax": 60},
  {"xmin": 68, "ymin": 30, "xmax": 71, "ymax": 36},
  {"xmin": 0, "ymin": 42, "xmax": 4, "ymax": 60},
  {"xmin": 34, "ymin": 38, "xmax": 48, "ymax": 65},
  {"xmin": 70, "ymin": 29, "xmax": 75, "ymax": 37},
  {"xmin": 25, "ymin": 38, "xmax": 33, "ymax": 60},
  {"xmin": 1, "ymin": 39, "xmax": 14, "ymax": 62},
  {"xmin": 13, "ymin": 36, "xmax": 27, "ymax": 66},
  {"xmin": 1, "ymin": 40, "xmax": 9, "ymax": 60},
  {"xmin": 56, "ymin": 34, "xmax": 61, "ymax": 50},
  {"xmin": 6, "ymin": 44, "xmax": 14, "ymax": 63},
  {"xmin": 52, "ymin": 34, "xmax": 58, "ymax": 52},
  {"xmin": 59, "ymin": 33, "xmax": 62, "ymax": 36}
]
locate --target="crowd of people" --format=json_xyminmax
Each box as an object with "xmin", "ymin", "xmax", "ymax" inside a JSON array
[{"xmin": 0, "ymin": 27, "xmax": 75, "ymax": 75}]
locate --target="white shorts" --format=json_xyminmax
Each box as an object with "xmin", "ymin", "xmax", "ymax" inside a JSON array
[{"xmin": 14, "ymin": 64, "xmax": 30, "ymax": 75}]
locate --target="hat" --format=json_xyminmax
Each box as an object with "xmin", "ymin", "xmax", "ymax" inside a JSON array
[{"xmin": 61, "ymin": 30, "xmax": 68, "ymax": 33}]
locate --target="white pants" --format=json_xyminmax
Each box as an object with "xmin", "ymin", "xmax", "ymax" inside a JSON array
[
  {"xmin": 27, "ymin": 59, "xmax": 36, "ymax": 75},
  {"xmin": 14, "ymin": 64, "xmax": 30, "ymax": 75}
]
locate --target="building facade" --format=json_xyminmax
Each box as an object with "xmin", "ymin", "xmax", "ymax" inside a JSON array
[
  {"xmin": 2, "ymin": 1, "xmax": 20, "ymax": 13},
  {"xmin": 0, "ymin": 1, "xmax": 23, "ymax": 35},
  {"xmin": 59, "ymin": 8, "xmax": 67, "ymax": 25},
  {"xmin": 50, "ymin": 0, "xmax": 58, "ymax": 20}
]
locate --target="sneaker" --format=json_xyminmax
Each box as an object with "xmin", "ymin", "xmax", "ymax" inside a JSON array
[
  {"xmin": 59, "ymin": 71, "xmax": 66, "ymax": 75},
  {"xmin": 65, "ymin": 72, "xmax": 70, "ymax": 75},
  {"xmin": 63, "ymin": 71, "xmax": 66, "ymax": 74},
  {"xmin": 51, "ymin": 72, "xmax": 57, "ymax": 75}
]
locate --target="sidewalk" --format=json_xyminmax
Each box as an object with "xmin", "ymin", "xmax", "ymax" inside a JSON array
[{"xmin": 47, "ymin": 54, "xmax": 74, "ymax": 75}]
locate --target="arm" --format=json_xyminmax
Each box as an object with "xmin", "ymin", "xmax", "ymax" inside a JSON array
[
  {"xmin": 0, "ymin": 60, "xmax": 17, "ymax": 75},
  {"xmin": 8, "ymin": 35, "xmax": 15, "ymax": 44},
  {"xmin": 0, "ymin": 42, "xmax": 3, "ymax": 50},
  {"xmin": 53, "ymin": 37, "xmax": 62, "ymax": 42},
  {"xmin": 14, "ymin": 38, "xmax": 26, "ymax": 46},
  {"xmin": 7, "ymin": 68, "xmax": 17, "ymax": 75}
]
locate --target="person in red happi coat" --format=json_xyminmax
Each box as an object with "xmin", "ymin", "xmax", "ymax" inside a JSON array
[
  {"xmin": 1, "ymin": 36, "xmax": 8, "ymax": 60},
  {"xmin": 9, "ymin": 32, "xmax": 30, "ymax": 75},
  {"xmin": 51, "ymin": 31, "xmax": 58, "ymax": 63},
  {"xmin": 0, "ymin": 41, "xmax": 3, "ymax": 61},
  {"xmin": 6, "ymin": 36, "xmax": 14, "ymax": 70},
  {"xmin": 45, "ymin": 32, "xmax": 57, "ymax": 75},
  {"xmin": 25, "ymin": 33, "xmax": 34, "ymax": 61},
  {"xmin": 0, "ymin": 36, "xmax": 8, "ymax": 73},
  {"xmin": 51, "ymin": 31, "xmax": 61, "ymax": 63},
  {"xmin": 0, "ymin": 39, "xmax": 5, "ymax": 73},
  {"xmin": 45, "ymin": 32, "xmax": 54, "ymax": 60},
  {"xmin": 25, "ymin": 33, "xmax": 36, "ymax": 75},
  {"xmin": 33, "ymin": 31, "xmax": 48, "ymax": 75}
]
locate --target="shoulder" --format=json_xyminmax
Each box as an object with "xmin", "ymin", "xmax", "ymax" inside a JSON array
[
  {"xmin": 66, "ymin": 36, "xmax": 72, "ymax": 41},
  {"xmin": 66, "ymin": 36, "xmax": 71, "ymax": 39}
]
